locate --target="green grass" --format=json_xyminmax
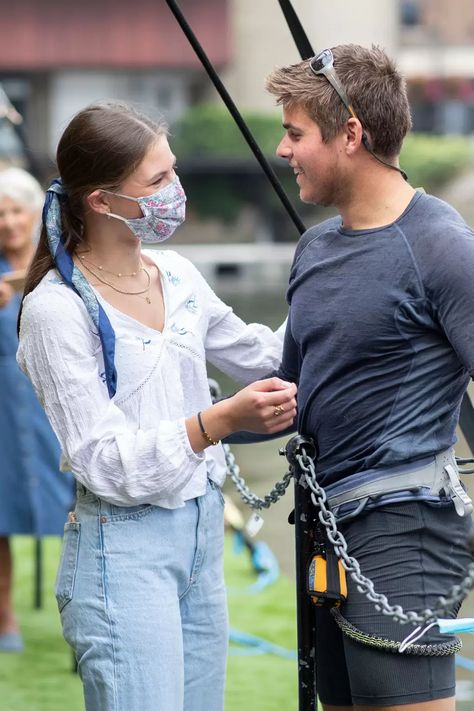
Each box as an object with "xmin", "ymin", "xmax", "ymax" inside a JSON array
[
  {"xmin": 0, "ymin": 538, "xmax": 82, "ymax": 711},
  {"xmin": 0, "ymin": 535, "xmax": 298, "ymax": 711},
  {"xmin": 226, "ymin": 537, "xmax": 298, "ymax": 711}
]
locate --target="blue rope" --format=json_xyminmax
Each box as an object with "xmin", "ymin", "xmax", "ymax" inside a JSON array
[
  {"xmin": 456, "ymin": 654, "xmax": 474, "ymax": 672},
  {"xmin": 229, "ymin": 631, "xmax": 474, "ymax": 667},
  {"xmin": 228, "ymin": 534, "xmax": 280, "ymax": 595},
  {"xmin": 247, "ymin": 541, "xmax": 280, "ymax": 593},
  {"xmin": 229, "ymin": 628, "xmax": 296, "ymax": 660},
  {"xmin": 227, "ymin": 534, "xmax": 290, "ymax": 656}
]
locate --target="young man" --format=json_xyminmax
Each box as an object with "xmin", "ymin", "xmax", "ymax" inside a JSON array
[{"xmin": 266, "ymin": 44, "xmax": 474, "ymax": 710}]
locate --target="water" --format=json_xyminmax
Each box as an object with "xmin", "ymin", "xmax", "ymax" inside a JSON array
[{"xmin": 211, "ymin": 286, "xmax": 474, "ymax": 706}]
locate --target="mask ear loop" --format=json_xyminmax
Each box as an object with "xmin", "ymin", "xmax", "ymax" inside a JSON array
[{"xmin": 100, "ymin": 189, "xmax": 144, "ymax": 223}]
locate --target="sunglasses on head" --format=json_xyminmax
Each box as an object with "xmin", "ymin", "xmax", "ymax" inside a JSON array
[
  {"xmin": 309, "ymin": 49, "xmax": 358, "ymax": 121},
  {"xmin": 309, "ymin": 49, "xmax": 407, "ymax": 181}
]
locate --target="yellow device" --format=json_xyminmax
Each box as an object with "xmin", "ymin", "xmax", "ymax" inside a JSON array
[{"xmin": 307, "ymin": 549, "xmax": 347, "ymax": 607}]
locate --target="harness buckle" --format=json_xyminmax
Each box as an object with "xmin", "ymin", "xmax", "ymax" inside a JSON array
[{"xmin": 444, "ymin": 464, "xmax": 473, "ymax": 517}]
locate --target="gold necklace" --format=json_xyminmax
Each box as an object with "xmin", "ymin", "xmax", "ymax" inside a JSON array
[
  {"xmin": 80, "ymin": 260, "xmax": 152, "ymax": 303},
  {"xmin": 77, "ymin": 252, "xmax": 142, "ymax": 278}
]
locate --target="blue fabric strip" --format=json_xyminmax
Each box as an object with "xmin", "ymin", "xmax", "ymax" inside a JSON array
[{"xmin": 43, "ymin": 179, "xmax": 117, "ymax": 398}]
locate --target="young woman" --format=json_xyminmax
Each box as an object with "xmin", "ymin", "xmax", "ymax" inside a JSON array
[
  {"xmin": 17, "ymin": 102, "xmax": 296, "ymax": 710},
  {"xmin": 0, "ymin": 168, "xmax": 74, "ymax": 653}
]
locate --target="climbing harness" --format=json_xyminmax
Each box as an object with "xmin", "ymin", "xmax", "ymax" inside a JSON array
[
  {"xmin": 291, "ymin": 440, "xmax": 474, "ymax": 628},
  {"xmin": 325, "ymin": 447, "xmax": 473, "ymax": 521},
  {"xmin": 225, "ymin": 432, "xmax": 474, "ymax": 626},
  {"xmin": 220, "ymin": 415, "xmax": 474, "ymax": 631}
]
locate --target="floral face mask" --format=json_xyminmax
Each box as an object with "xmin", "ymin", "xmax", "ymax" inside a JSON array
[{"xmin": 103, "ymin": 175, "xmax": 186, "ymax": 243}]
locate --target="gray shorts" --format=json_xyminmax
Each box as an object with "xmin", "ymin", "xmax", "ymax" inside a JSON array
[{"xmin": 315, "ymin": 501, "xmax": 473, "ymax": 707}]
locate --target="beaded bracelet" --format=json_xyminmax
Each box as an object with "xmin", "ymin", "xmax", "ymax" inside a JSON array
[{"xmin": 197, "ymin": 411, "xmax": 220, "ymax": 446}]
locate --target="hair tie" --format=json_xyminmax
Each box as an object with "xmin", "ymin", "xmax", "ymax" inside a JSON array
[{"xmin": 43, "ymin": 178, "xmax": 117, "ymax": 398}]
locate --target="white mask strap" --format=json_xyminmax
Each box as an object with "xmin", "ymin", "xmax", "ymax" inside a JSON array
[
  {"xmin": 101, "ymin": 189, "xmax": 141, "ymax": 223},
  {"xmin": 106, "ymin": 211, "xmax": 129, "ymax": 223},
  {"xmin": 101, "ymin": 188, "xmax": 139, "ymax": 203}
]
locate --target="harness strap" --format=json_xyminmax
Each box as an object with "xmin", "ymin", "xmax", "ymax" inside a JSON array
[{"xmin": 325, "ymin": 449, "xmax": 473, "ymax": 521}]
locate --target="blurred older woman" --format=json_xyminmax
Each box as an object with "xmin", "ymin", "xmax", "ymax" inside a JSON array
[{"xmin": 0, "ymin": 167, "xmax": 74, "ymax": 652}]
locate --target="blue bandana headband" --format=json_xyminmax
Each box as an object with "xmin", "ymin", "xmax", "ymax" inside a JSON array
[{"xmin": 43, "ymin": 179, "xmax": 117, "ymax": 398}]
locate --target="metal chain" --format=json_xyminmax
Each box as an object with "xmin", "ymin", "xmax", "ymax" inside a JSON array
[
  {"xmin": 207, "ymin": 379, "xmax": 292, "ymax": 512},
  {"xmin": 224, "ymin": 443, "xmax": 293, "ymax": 511},
  {"xmin": 296, "ymin": 448, "xmax": 474, "ymax": 626}
]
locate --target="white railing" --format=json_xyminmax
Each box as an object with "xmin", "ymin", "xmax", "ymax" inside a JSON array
[{"xmin": 161, "ymin": 242, "xmax": 296, "ymax": 291}]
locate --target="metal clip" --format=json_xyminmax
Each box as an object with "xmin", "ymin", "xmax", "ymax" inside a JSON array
[{"xmin": 445, "ymin": 464, "xmax": 473, "ymax": 517}]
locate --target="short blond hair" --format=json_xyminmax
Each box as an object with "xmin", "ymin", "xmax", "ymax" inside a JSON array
[{"xmin": 266, "ymin": 44, "xmax": 412, "ymax": 159}]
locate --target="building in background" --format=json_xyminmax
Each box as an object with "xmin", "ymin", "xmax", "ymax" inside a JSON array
[
  {"xmin": 226, "ymin": 0, "xmax": 474, "ymax": 134},
  {"xmin": 1, "ymin": 0, "xmax": 473, "ymax": 267},
  {"xmin": 1, "ymin": 0, "xmax": 474, "ymax": 166},
  {"xmin": 399, "ymin": 0, "xmax": 474, "ymax": 133},
  {"xmin": 0, "ymin": 0, "xmax": 230, "ymax": 166}
]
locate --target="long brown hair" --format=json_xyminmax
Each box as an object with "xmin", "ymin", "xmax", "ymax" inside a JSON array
[{"xmin": 21, "ymin": 101, "xmax": 167, "ymax": 303}]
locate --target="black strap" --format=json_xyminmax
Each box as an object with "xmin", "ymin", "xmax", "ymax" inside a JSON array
[
  {"xmin": 277, "ymin": 0, "xmax": 314, "ymax": 59},
  {"xmin": 164, "ymin": 0, "xmax": 306, "ymax": 236}
]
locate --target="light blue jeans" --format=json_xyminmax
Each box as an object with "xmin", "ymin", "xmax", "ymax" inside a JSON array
[{"xmin": 56, "ymin": 479, "xmax": 228, "ymax": 710}]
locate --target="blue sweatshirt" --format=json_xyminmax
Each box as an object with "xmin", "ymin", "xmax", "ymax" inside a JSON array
[{"xmin": 278, "ymin": 191, "xmax": 474, "ymax": 487}]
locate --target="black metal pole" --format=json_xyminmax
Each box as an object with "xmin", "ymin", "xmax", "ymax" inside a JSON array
[
  {"xmin": 34, "ymin": 537, "xmax": 42, "ymax": 609},
  {"xmin": 277, "ymin": 0, "xmax": 315, "ymax": 59},
  {"xmin": 164, "ymin": 0, "xmax": 306, "ymax": 236},
  {"xmin": 294, "ymin": 477, "xmax": 318, "ymax": 707},
  {"xmin": 272, "ymin": 8, "xmax": 319, "ymax": 709},
  {"xmin": 284, "ymin": 435, "xmax": 318, "ymax": 709}
]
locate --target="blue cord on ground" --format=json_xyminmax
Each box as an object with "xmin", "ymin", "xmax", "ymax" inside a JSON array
[
  {"xmin": 229, "ymin": 628, "xmax": 296, "ymax": 659},
  {"xmin": 456, "ymin": 654, "xmax": 474, "ymax": 672},
  {"xmin": 229, "ymin": 532, "xmax": 280, "ymax": 595},
  {"xmin": 228, "ymin": 529, "xmax": 291, "ymax": 656}
]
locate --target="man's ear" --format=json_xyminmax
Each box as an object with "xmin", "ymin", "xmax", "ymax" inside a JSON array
[
  {"xmin": 86, "ymin": 189, "xmax": 110, "ymax": 216},
  {"xmin": 344, "ymin": 117, "xmax": 364, "ymax": 156}
]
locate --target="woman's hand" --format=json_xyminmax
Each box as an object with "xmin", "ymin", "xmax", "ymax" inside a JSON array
[
  {"xmin": 186, "ymin": 378, "xmax": 297, "ymax": 452},
  {"xmin": 223, "ymin": 377, "xmax": 297, "ymax": 434},
  {"xmin": 0, "ymin": 280, "xmax": 14, "ymax": 309}
]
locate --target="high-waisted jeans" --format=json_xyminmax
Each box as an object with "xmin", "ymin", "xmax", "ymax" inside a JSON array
[{"xmin": 55, "ymin": 479, "xmax": 228, "ymax": 711}]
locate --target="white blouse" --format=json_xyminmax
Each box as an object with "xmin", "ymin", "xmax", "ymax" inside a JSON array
[{"xmin": 17, "ymin": 249, "xmax": 283, "ymax": 509}]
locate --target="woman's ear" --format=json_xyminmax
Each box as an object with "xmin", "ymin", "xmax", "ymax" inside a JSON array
[{"xmin": 86, "ymin": 189, "xmax": 110, "ymax": 216}]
